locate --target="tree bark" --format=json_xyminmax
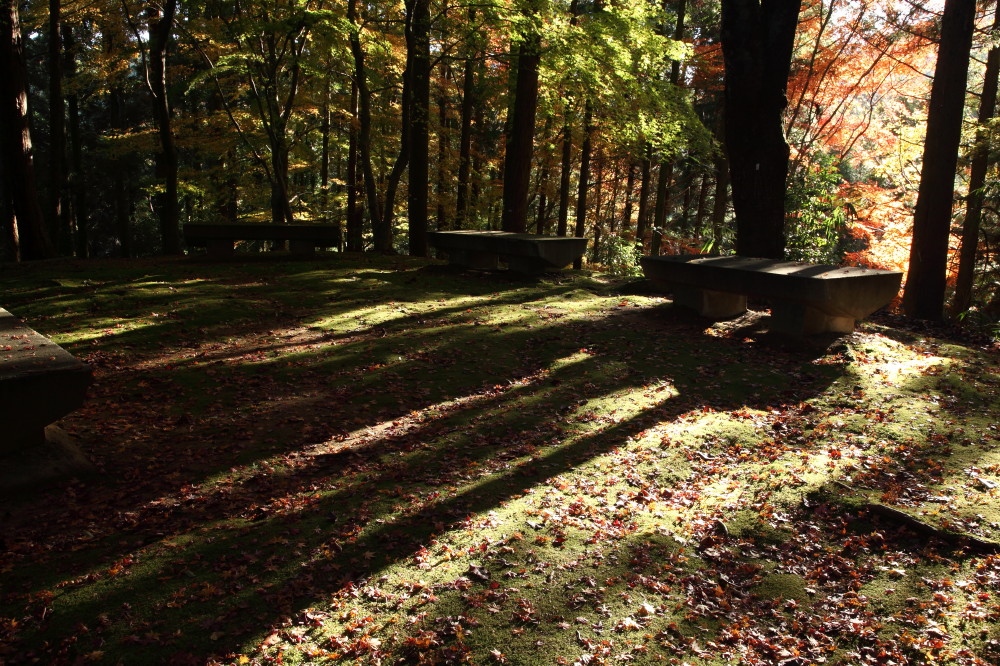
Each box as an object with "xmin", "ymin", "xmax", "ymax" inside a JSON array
[
  {"xmin": 650, "ymin": 161, "xmax": 673, "ymax": 256},
  {"xmin": 63, "ymin": 23, "xmax": 86, "ymax": 257},
  {"xmin": 902, "ymin": 0, "xmax": 975, "ymax": 320},
  {"xmin": 407, "ymin": 0, "xmax": 430, "ymax": 255},
  {"xmin": 437, "ymin": 83, "xmax": 449, "ymax": 230},
  {"xmin": 49, "ymin": 0, "xmax": 69, "ymax": 254},
  {"xmin": 557, "ymin": 111, "xmax": 573, "ymax": 236},
  {"xmin": 148, "ymin": 0, "xmax": 180, "ymax": 254},
  {"xmin": 348, "ymin": 0, "xmax": 383, "ymax": 248},
  {"xmin": 951, "ymin": 6, "xmax": 999, "ymax": 317},
  {"xmin": 621, "ymin": 163, "xmax": 635, "ymax": 236},
  {"xmin": 501, "ymin": 33, "xmax": 541, "ymax": 233},
  {"xmin": 573, "ymin": 101, "xmax": 593, "ymax": 268},
  {"xmin": 1, "ymin": 0, "xmax": 54, "ymax": 260},
  {"xmin": 636, "ymin": 146, "xmax": 652, "ymax": 247},
  {"xmin": 720, "ymin": 0, "xmax": 801, "ymax": 259},
  {"xmin": 455, "ymin": 18, "xmax": 476, "ymax": 230},
  {"xmin": 346, "ymin": 79, "xmax": 363, "ymax": 251}
]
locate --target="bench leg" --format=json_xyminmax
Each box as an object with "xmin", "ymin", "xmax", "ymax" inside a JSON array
[
  {"xmin": 446, "ymin": 249, "xmax": 501, "ymax": 270},
  {"xmin": 771, "ymin": 302, "xmax": 855, "ymax": 335},
  {"xmin": 289, "ymin": 240, "xmax": 316, "ymax": 257},
  {"xmin": 206, "ymin": 240, "xmax": 235, "ymax": 258},
  {"xmin": 672, "ymin": 286, "xmax": 747, "ymax": 319}
]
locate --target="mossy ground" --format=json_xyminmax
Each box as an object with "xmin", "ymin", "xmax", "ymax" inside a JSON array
[{"xmin": 1, "ymin": 253, "xmax": 998, "ymax": 665}]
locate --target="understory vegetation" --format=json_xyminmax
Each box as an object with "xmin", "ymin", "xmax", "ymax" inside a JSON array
[{"xmin": 1, "ymin": 254, "xmax": 999, "ymax": 664}]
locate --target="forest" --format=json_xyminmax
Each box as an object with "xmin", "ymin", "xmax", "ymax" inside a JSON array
[{"xmin": 1, "ymin": 0, "xmax": 999, "ymax": 326}]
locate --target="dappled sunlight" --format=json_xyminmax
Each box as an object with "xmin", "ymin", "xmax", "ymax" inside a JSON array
[{"xmin": 3, "ymin": 256, "xmax": 1000, "ymax": 664}]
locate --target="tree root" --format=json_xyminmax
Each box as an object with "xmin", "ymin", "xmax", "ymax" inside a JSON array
[{"xmin": 831, "ymin": 481, "xmax": 1000, "ymax": 554}]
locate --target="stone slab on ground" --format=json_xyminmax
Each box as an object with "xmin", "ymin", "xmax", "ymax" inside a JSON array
[
  {"xmin": 1, "ymin": 307, "xmax": 93, "ymax": 453},
  {"xmin": 640, "ymin": 255, "xmax": 903, "ymax": 335}
]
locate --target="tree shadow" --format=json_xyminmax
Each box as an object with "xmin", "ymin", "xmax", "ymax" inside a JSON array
[{"xmin": 0, "ymin": 257, "xmax": 850, "ymax": 662}]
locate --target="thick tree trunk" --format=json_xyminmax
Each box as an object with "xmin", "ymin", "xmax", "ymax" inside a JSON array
[
  {"xmin": 573, "ymin": 101, "xmax": 593, "ymax": 268},
  {"xmin": 148, "ymin": 0, "xmax": 180, "ymax": 255},
  {"xmin": 407, "ymin": 0, "xmax": 430, "ymax": 255},
  {"xmin": 720, "ymin": 0, "xmax": 801, "ymax": 259},
  {"xmin": 501, "ymin": 34, "xmax": 541, "ymax": 233},
  {"xmin": 1, "ymin": 0, "xmax": 54, "ymax": 260},
  {"xmin": 951, "ymin": 6, "xmax": 999, "ymax": 317},
  {"xmin": 902, "ymin": 0, "xmax": 975, "ymax": 320}
]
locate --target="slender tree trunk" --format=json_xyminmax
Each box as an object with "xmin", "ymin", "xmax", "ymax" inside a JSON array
[
  {"xmin": 49, "ymin": 0, "xmax": 69, "ymax": 254},
  {"xmin": 720, "ymin": 0, "xmax": 801, "ymax": 259},
  {"xmin": 902, "ymin": 0, "xmax": 975, "ymax": 320},
  {"xmin": 380, "ymin": 56, "xmax": 412, "ymax": 253},
  {"xmin": 573, "ymin": 101, "xmax": 593, "ymax": 270},
  {"xmin": 557, "ymin": 110, "xmax": 573, "ymax": 236},
  {"xmin": 455, "ymin": 16, "xmax": 475, "ymax": 229},
  {"xmin": 320, "ymin": 73, "xmax": 331, "ymax": 226},
  {"xmin": 63, "ymin": 23, "xmax": 86, "ymax": 257},
  {"xmin": 694, "ymin": 171, "xmax": 710, "ymax": 237},
  {"xmin": 621, "ymin": 163, "xmax": 635, "ymax": 235},
  {"xmin": 650, "ymin": 161, "xmax": 674, "ymax": 256},
  {"xmin": 951, "ymin": 6, "xmax": 999, "ymax": 317},
  {"xmin": 1, "ymin": 0, "xmax": 54, "ymax": 260},
  {"xmin": 501, "ymin": 33, "xmax": 541, "ymax": 233},
  {"xmin": 348, "ymin": 0, "xmax": 383, "ymax": 247},
  {"xmin": 148, "ymin": 0, "xmax": 180, "ymax": 254},
  {"xmin": 407, "ymin": 0, "xmax": 430, "ymax": 255},
  {"xmin": 437, "ymin": 84, "xmax": 449, "ymax": 230},
  {"xmin": 636, "ymin": 146, "xmax": 651, "ymax": 248},
  {"xmin": 347, "ymin": 80, "xmax": 363, "ymax": 250}
]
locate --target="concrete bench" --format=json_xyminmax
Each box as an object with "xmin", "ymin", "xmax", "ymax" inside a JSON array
[
  {"xmin": 428, "ymin": 231, "xmax": 588, "ymax": 274},
  {"xmin": 184, "ymin": 223, "xmax": 342, "ymax": 258},
  {"xmin": 640, "ymin": 255, "xmax": 903, "ymax": 335},
  {"xmin": 1, "ymin": 307, "xmax": 92, "ymax": 453}
]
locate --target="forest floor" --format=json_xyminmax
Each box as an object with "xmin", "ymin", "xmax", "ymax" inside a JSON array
[{"xmin": 1, "ymin": 253, "xmax": 999, "ymax": 665}]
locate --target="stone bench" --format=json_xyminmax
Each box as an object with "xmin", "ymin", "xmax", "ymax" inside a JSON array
[
  {"xmin": 184, "ymin": 223, "xmax": 342, "ymax": 258},
  {"xmin": 1, "ymin": 307, "xmax": 94, "ymax": 489},
  {"xmin": 428, "ymin": 231, "xmax": 588, "ymax": 274},
  {"xmin": 640, "ymin": 255, "xmax": 903, "ymax": 335}
]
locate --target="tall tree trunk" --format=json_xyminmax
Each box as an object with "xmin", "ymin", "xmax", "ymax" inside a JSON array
[
  {"xmin": 437, "ymin": 84, "xmax": 449, "ymax": 230},
  {"xmin": 49, "ymin": 0, "xmax": 69, "ymax": 254},
  {"xmin": 694, "ymin": 171, "xmax": 710, "ymax": 237},
  {"xmin": 320, "ymin": 73, "xmax": 331, "ymax": 226},
  {"xmin": 346, "ymin": 80, "xmax": 363, "ymax": 251},
  {"xmin": 348, "ymin": 0, "xmax": 383, "ymax": 248},
  {"xmin": 109, "ymin": 81, "xmax": 132, "ymax": 257},
  {"xmin": 1, "ymin": 0, "xmax": 54, "ymax": 260},
  {"xmin": 534, "ymin": 157, "xmax": 550, "ymax": 234},
  {"xmin": 455, "ymin": 14, "xmax": 476, "ymax": 229},
  {"xmin": 636, "ymin": 146, "xmax": 652, "ymax": 247},
  {"xmin": 902, "ymin": 0, "xmax": 975, "ymax": 320},
  {"xmin": 650, "ymin": 161, "xmax": 673, "ymax": 256},
  {"xmin": 720, "ymin": 0, "xmax": 801, "ymax": 259},
  {"xmin": 148, "ymin": 0, "xmax": 180, "ymax": 254},
  {"xmin": 501, "ymin": 33, "xmax": 541, "ymax": 233},
  {"xmin": 621, "ymin": 163, "xmax": 635, "ymax": 235},
  {"xmin": 951, "ymin": 5, "xmax": 999, "ymax": 317},
  {"xmin": 557, "ymin": 110, "xmax": 573, "ymax": 236},
  {"xmin": 573, "ymin": 101, "xmax": 593, "ymax": 268},
  {"xmin": 63, "ymin": 23, "xmax": 86, "ymax": 257},
  {"xmin": 407, "ymin": 0, "xmax": 430, "ymax": 255},
  {"xmin": 379, "ymin": 55, "xmax": 412, "ymax": 253}
]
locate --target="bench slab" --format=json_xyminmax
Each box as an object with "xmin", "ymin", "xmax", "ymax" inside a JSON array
[
  {"xmin": 641, "ymin": 255, "xmax": 902, "ymax": 334},
  {"xmin": 184, "ymin": 223, "xmax": 342, "ymax": 257},
  {"xmin": 428, "ymin": 231, "xmax": 588, "ymax": 274},
  {"xmin": 1, "ymin": 308, "xmax": 93, "ymax": 453}
]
